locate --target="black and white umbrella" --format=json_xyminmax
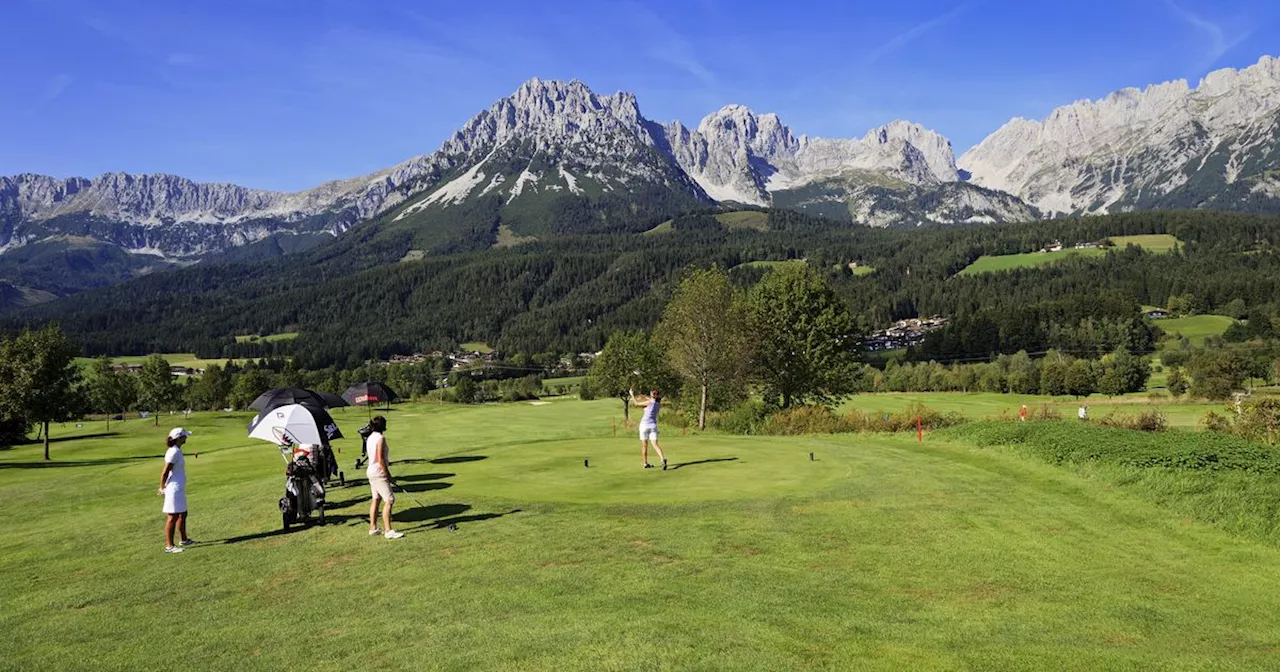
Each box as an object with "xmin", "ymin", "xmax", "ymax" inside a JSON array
[
  {"xmin": 249, "ymin": 387, "xmax": 349, "ymax": 413},
  {"xmin": 248, "ymin": 404, "xmax": 343, "ymax": 447}
]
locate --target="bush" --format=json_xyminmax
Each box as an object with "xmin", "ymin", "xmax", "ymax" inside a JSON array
[
  {"xmin": 1201, "ymin": 410, "xmax": 1231, "ymax": 432},
  {"xmin": 1098, "ymin": 410, "xmax": 1168, "ymax": 432},
  {"xmin": 761, "ymin": 406, "xmax": 851, "ymax": 435},
  {"xmin": 711, "ymin": 400, "xmax": 770, "ymax": 435},
  {"xmin": 943, "ymin": 421, "xmax": 1280, "ymax": 473}
]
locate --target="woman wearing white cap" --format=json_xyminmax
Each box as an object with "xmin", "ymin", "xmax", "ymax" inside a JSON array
[{"xmin": 158, "ymin": 428, "xmax": 195, "ymax": 553}]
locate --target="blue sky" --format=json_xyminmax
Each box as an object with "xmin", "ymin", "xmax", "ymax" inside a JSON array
[{"xmin": 4, "ymin": 0, "xmax": 1277, "ymax": 191}]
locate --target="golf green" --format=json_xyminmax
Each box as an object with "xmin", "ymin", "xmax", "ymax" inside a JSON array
[{"xmin": 2, "ymin": 399, "xmax": 1279, "ymax": 670}]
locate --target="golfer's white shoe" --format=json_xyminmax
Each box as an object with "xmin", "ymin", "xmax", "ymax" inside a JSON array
[
  {"xmin": 368, "ymin": 528, "xmax": 382, "ymax": 536},
  {"xmin": 384, "ymin": 530, "xmax": 404, "ymax": 539},
  {"xmin": 179, "ymin": 539, "xmax": 197, "ymax": 546},
  {"xmin": 164, "ymin": 546, "xmax": 184, "ymax": 553}
]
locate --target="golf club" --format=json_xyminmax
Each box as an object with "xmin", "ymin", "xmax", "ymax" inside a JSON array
[{"xmin": 388, "ymin": 477, "xmax": 427, "ymax": 509}]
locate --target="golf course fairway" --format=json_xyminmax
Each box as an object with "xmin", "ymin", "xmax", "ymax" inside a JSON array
[{"xmin": 3, "ymin": 398, "xmax": 1279, "ymax": 670}]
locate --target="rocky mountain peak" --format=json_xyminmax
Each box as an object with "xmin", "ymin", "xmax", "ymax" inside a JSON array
[{"xmin": 960, "ymin": 53, "xmax": 1280, "ymax": 215}]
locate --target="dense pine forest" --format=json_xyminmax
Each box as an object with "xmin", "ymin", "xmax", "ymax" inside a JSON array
[{"xmin": 7, "ymin": 208, "xmax": 1280, "ymax": 369}]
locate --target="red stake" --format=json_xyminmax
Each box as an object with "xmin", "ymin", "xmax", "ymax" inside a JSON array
[{"xmin": 917, "ymin": 415, "xmax": 923, "ymax": 443}]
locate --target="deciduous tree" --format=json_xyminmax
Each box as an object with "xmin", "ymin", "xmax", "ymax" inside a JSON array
[{"xmin": 654, "ymin": 267, "xmax": 750, "ymax": 430}]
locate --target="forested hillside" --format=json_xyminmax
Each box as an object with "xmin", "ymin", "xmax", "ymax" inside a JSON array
[{"xmin": 9, "ymin": 208, "xmax": 1280, "ymax": 368}]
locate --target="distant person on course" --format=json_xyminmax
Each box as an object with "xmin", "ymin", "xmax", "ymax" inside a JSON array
[
  {"xmin": 158, "ymin": 428, "xmax": 195, "ymax": 553},
  {"xmin": 1078, "ymin": 405, "xmax": 1088, "ymax": 422},
  {"xmin": 365, "ymin": 416, "xmax": 403, "ymax": 539},
  {"xmin": 630, "ymin": 388, "xmax": 668, "ymax": 470},
  {"xmin": 1020, "ymin": 405, "xmax": 1028, "ymax": 422}
]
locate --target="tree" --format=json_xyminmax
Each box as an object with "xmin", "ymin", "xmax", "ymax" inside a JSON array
[
  {"xmin": 137, "ymin": 355, "xmax": 180, "ymax": 426},
  {"xmin": 230, "ymin": 366, "xmax": 273, "ymax": 410},
  {"xmin": 1167, "ymin": 369, "xmax": 1189, "ymax": 397},
  {"xmin": 87, "ymin": 357, "xmax": 136, "ymax": 430},
  {"xmin": 448, "ymin": 375, "xmax": 475, "ymax": 404},
  {"xmin": 1189, "ymin": 348, "xmax": 1254, "ymax": 400},
  {"xmin": 188, "ymin": 363, "xmax": 232, "ymax": 411},
  {"xmin": 745, "ymin": 263, "xmax": 859, "ymax": 408},
  {"xmin": 586, "ymin": 330, "xmax": 663, "ymax": 423},
  {"xmin": 1097, "ymin": 347, "xmax": 1151, "ymax": 396},
  {"xmin": 0, "ymin": 325, "xmax": 84, "ymax": 459},
  {"xmin": 654, "ymin": 266, "xmax": 751, "ymax": 430},
  {"xmin": 1064, "ymin": 360, "xmax": 1097, "ymax": 398},
  {"xmin": 1039, "ymin": 351, "xmax": 1069, "ymax": 397}
]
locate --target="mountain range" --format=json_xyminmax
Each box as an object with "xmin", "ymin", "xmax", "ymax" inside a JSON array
[{"xmin": 4, "ymin": 54, "xmax": 1280, "ymax": 306}]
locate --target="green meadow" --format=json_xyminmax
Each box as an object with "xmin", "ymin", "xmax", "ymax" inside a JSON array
[
  {"xmin": 1152, "ymin": 315, "xmax": 1236, "ymax": 345},
  {"xmin": 959, "ymin": 234, "xmax": 1182, "ymax": 276},
  {"xmin": 4, "ymin": 396, "xmax": 1280, "ymax": 669}
]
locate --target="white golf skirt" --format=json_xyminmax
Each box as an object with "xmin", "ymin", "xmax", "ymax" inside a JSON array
[{"xmin": 162, "ymin": 484, "xmax": 187, "ymax": 514}]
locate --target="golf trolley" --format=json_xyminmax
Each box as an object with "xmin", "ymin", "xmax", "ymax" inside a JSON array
[{"xmin": 278, "ymin": 442, "xmax": 343, "ymax": 531}]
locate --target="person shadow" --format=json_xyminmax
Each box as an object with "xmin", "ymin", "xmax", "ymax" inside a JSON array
[
  {"xmin": 669, "ymin": 457, "xmax": 739, "ymax": 470},
  {"xmin": 396, "ymin": 503, "xmax": 521, "ymax": 533}
]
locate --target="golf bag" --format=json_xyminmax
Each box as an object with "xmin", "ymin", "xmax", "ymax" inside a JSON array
[
  {"xmin": 279, "ymin": 448, "xmax": 326, "ymax": 531},
  {"xmin": 355, "ymin": 423, "xmax": 373, "ymax": 469},
  {"xmin": 311, "ymin": 441, "xmax": 345, "ymax": 487}
]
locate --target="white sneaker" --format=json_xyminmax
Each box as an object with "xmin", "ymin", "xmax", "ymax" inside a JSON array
[
  {"xmin": 164, "ymin": 546, "xmax": 184, "ymax": 553},
  {"xmin": 384, "ymin": 530, "xmax": 404, "ymax": 539},
  {"xmin": 368, "ymin": 528, "xmax": 381, "ymax": 536}
]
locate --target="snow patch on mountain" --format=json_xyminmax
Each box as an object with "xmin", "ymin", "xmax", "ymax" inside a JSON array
[{"xmin": 558, "ymin": 166, "xmax": 583, "ymax": 195}]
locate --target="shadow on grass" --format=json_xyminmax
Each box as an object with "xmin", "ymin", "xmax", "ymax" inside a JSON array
[
  {"xmin": 215, "ymin": 514, "xmax": 367, "ymax": 544},
  {"xmin": 429, "ymin": 455, "xmax": 488, "ymax": 464},
  {"xmin": 0, "ymin": 454, "xmax": 163, "ymax": 469},
  {"xmin": 397, "ymin": 503, "xmax": 522, "ymax": 533},
  {"xmin": 393, "ymin": 472, "xmax": 454, "ymax": 482},
  {"xmin": 669, "ymin": 457, "xmax": 739, "ymax": 470},
  {"xmin": 399, "ymin": 481, "xmax": 452, "ymax": 493},
  {"xmin": 48, "ymin": 432, "xmax": 121, "ymax": 444}
]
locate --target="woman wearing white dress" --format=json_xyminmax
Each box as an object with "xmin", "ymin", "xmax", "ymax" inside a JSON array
[{"xmin": 158, "ymin": 428, "xmax": 195, "ymax": 553}]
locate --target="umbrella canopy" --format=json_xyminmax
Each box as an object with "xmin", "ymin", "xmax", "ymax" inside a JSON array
[
  {"xmin": 342, "ymin": 381, "xmax": 399, "ymax": 407},
  {"xmin": 249, "ymin": 387, "xmax": 348, "ymax": 413},
  {"xmin": 313, "ymin": 391, "xmax": 351, "ymax": 409},
  {"xmin": 248, "ymin": 404, "xmax": 343, "ymax": 446}
]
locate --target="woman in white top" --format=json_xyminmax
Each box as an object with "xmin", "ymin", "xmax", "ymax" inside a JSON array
[
  {"xmin": 365, "ymin": 416, "xmax": 403, "ymax": 539},
  {"xmin": 158, "ymin": 428, "xmax": 195, "ymax": 553}
]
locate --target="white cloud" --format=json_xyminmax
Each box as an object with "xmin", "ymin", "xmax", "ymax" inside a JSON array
[
  {"xmin": 624, "ymin": 1, "xmax": 716, "ymax": 87},
  {"xmin": 1163, "ymin": 0, "xmax": 1251, "ymax": 69},
  {"xmin": 22, "ymin": 73, "xmax": 73, "ymax": 115},
  {"xmin": 864, "ymin": 4, "xmax": 969, "ymax": 65}
]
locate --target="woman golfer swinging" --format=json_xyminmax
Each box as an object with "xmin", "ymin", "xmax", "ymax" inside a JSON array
[{"xmin": 631, "ymin": 387, "xmax": 668, "ymax": 470}]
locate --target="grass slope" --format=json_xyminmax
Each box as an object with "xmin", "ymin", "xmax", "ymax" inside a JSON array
[
  {"xmin": 839, "ymin": 391, "xmax": 1219, "ymax": 428},
  {"xmin": 1152, "ymin": 315, "xmax": 1235, "ymax": 345},
  {"xmin": 74, "ymin": 353, "xmax": 253, "ymax": 371},
  {"xmin": 959, "ymin": 234, "xmax": 1183, "ymax": 276},
  {"xmin": 3, "ymin": 400, "xmax": 1280, "ymax": 669},
  {"xmin": 1109, "ymin": 234, "xmax": 1180, "ymax": 252},
  {"xmin": 233, "ymin": 332, "xmax": 299, "ymax": 344},
  {"xmin": 714, "ymin": 211, "xmax": 768, "ymax": 231}
]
